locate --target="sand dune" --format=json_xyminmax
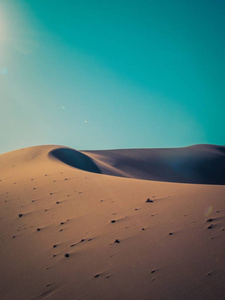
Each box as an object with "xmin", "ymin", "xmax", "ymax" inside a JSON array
[
  {"xmin": 0, "ymin": 144, "xmax": 225, "ymax": 299},
  {"xmin": 50, "ymin": 144, "xmax": 225, "ymax": 184}
]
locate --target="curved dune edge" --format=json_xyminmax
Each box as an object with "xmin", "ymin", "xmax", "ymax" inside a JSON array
[
  {"xmin": 49, "ymin": 147, "xmax": 131, "ymax": 179},
  {"xmin": 49, "ymin": 145, "xmax": 225, "ymax": 185}
]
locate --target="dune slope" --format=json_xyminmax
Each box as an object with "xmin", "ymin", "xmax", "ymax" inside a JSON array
[
  {"xmin": 83, "ymin": 144, "xmax": 225, "ymax": 184},
  {"xmin": 0, "ymin": 145, "xmax": 225, "ymax": 300}
]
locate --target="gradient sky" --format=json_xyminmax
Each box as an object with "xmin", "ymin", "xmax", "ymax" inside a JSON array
[{"xmin": 0, "ymin": 0, "xmax": 225, "ymax": 153}]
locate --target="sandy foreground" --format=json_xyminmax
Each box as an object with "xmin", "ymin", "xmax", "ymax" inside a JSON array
[{"xmin": 0, "ymin": 145, "xmax": 225, "ymax": 300}]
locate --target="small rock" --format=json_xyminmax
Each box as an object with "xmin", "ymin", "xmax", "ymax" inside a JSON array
[
  {"xmin": 94, "ymin": 273, "xmax": 100, "ymax": 278},
  {"xmin": 208, "ymin": 224, "xmax": 213, "ymax": 229},
  {"xmin": 37, "ymin": 228, "xmax": 41, "ymax": 231},
  {"xmin": 111, "ymin": 220, "xmax": 116, "ymax": 223},
  {"xmin": 18, "ymin": 214, "xmax": 23, "ymax": 218},
  {"xmin": 114, "ymin": 239, "xmax": 120, "ymax": 243},
  {"xmin": 142, "ymin": 228, "xmax": 145, "ymax": 231},
  {"xmin": 53, "ymin": 244, "xmax": 57, "ymax": 248},
  {"xmin": 64, "ymin": 253, "xmax": 70, "ymax": 258},
  {"xmin": 169, "ymin": 232, "xmax": 173, "ymax": 235},
  {"xmin": 207, "ymin": 218, "xmax": 213, "ymax": 222},
  {"xmin": 146, "ymin": 198, "xmax": 153, "ymax": 203},
  {"xmin": 80, "ymin": 239, "xmax": 85, "ymax": 242}
]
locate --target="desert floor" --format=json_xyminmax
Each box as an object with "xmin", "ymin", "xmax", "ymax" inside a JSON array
[{"xmin": 0, "ymin": 145, "xmax": 224, "ymax": 300}]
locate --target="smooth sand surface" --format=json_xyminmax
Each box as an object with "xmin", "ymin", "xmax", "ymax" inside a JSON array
[{"xmin": 0, "ymin": 145, "xmax": 225, "ymax": 299}]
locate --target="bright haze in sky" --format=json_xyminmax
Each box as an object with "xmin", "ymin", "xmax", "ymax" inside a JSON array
[{"xmin": 0, "ymin": 0, "xmax": 225, "ymax": 153}]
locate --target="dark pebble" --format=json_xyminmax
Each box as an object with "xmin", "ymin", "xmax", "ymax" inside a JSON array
[
  {"xmin": 169, "ymin": 232, "xmax": 173, "ymax": 235},
  {"xmin": 111, "ymin": 220, "xmax": 116, "ymax": 223},
  {"xmin": 64, "ymin": 253, "xmax": 69, "ymax": 258},
  {"xmin": 114, "ymin": 239, "xmax": 120, "ymax": 243},
  {"xmin": 146, "ymin": 198, "xmax": 153, "ymax": 203},
  {"xmin": 37, "ymin": 228, "xmax": 41, "ymax": 231},
  {"xmin": 18, "ymin": 214, "xmax": 23, "ymax": 218},
  {"xmin": 207, "ymin": 218, "xmax": 213, "ymax": 222},
  {"xmin": 208, "ymin": 224, "xmax": 213, "ymax": 229}
]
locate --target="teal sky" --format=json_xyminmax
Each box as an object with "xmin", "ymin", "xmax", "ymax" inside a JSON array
[{"xmin": 1, "ymin": 0, "xmax": 225, "ymax": 153}]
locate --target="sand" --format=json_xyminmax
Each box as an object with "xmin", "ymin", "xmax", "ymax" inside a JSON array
[{"xmin": 0, "ymin": 145, "xmax": 225, "ymax": 299}]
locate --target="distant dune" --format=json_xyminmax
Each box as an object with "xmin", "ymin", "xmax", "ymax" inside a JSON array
[
  {"xmin": 0, "ymin": 144, "xmax": 225, "ymax": 299},
  {"xmin": 50, "ymin": 144, "xmax": 225, "ymax": 184}
]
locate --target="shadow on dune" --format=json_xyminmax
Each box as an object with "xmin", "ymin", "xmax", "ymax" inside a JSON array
[
  {"xmin": 50, "ymin": 148, "xmax": 102, "ymax": 174},
  {"xmin": 50, "ymin": 145, "xmax": 225, "ymax": 185},
  {"xmin": 84, "ymin": 145, "xmax": 225, "ymax": 185}
]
